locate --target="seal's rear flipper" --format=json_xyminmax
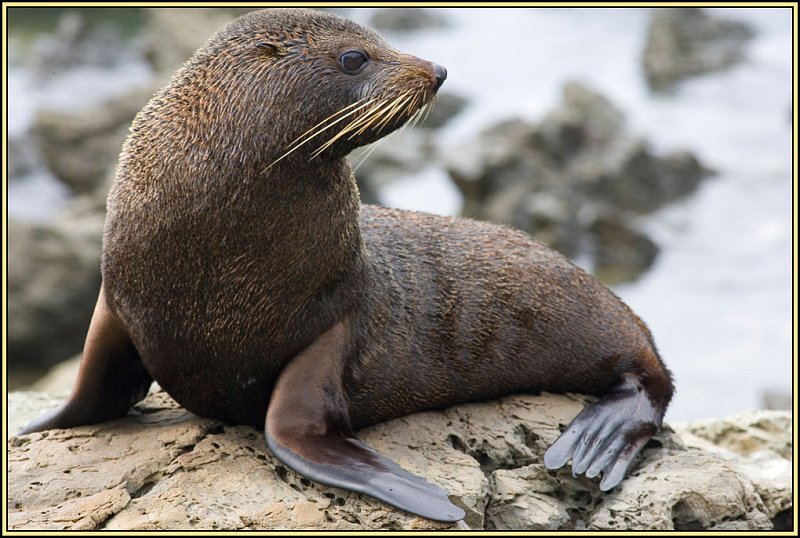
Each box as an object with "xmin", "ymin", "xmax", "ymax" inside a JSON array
[
  {"xmin": 17, "ymin": 282, "xmax": 152, "ymax": 435},
  {"xmin": 265, "ymin": 320, "xmax": 465, "ymax": 523},
  {"xmin": 543, "ymin": 373, "xmax": 663, "ymax": 490}
]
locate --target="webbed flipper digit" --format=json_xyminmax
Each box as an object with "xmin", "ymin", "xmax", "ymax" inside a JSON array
[
  {"xmin": 265, "ymin": 320, "xmax": 465, "ymax": 523},
  {"xmin": 543, "ymin": 373, "xmax": 662, "ymax": 491}
]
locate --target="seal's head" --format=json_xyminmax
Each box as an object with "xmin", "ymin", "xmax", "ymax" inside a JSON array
[{"xmin": 150, "ymin": 8, "xmax": 446, "ymax": 172}]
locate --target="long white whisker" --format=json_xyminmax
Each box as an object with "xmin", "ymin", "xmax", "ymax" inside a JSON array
[
  {"xmin": 374, "ymin": 93, "xmax": 413, "ymax": 132},
  {"xmin": 351, "ymin": 95, "xmax": 405, "ymax": 138},
  {"xmin": 351, "ymin": 138, "xmax": 385, "ymax": 173},
  {"xmin": 289, "ymin": 97, "xmax": 371, "ymax": 148},
  {"xmin": 311, "ymin": 98, "xmax": 394, "ymax": 158},
  {"xmin": 421, "ymin": 95, "xmax": 436, "ymax": 126},
  {"xmin": 264, "ymin": 98, "xmax": 378, "ymax": 170}
]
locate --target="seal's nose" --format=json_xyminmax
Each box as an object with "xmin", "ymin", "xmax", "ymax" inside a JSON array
[{"xmin": 433, "ymin": 64, "xmax": 447, "ymax": 91}]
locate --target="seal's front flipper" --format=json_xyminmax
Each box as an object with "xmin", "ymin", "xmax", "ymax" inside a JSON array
[
  {"xmin": 267, "ymin": 429, "xmax": 465, "ymax": 522},
  {"xmin": 18, "ymin": 283, "xmax": 152, "ymax": 435},
  {"xmin": 265, "ymin": 320, "xmax": 465, "ymax": 523},
  {"xmin": 543, "ymin": 373, "xmax": 662, "ymax": 491}
]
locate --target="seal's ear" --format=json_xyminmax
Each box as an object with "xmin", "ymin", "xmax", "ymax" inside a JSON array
[{"xmin": 255, "ymin": 41, "xmax": 282, "ymax": 56}]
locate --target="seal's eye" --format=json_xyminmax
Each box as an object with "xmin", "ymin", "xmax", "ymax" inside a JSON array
[{"xmin": 339, "ymin": 51, "xmax": 368, "ymax": 74}]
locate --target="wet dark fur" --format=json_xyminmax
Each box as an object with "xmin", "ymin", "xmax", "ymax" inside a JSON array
[{"xmin": 103, "ymin": 8, "xmax": 673, "ymax": 433}]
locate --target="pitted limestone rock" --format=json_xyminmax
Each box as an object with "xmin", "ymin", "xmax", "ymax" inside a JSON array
[{"xmin": 8, "ymin": 390, "xmax": 786, "ymax": 530}]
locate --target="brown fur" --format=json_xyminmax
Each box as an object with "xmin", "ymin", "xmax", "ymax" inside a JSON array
[{"xmin": 101, "ymin": 8, "xmax": 673, "ymax": 432}]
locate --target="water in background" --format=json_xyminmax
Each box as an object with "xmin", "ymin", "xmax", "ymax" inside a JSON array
[{"xmin": 8, "ymin": 8, "xmax": 794, "ymax": 421}]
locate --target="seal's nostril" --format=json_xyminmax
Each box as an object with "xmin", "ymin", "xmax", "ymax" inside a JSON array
[{"xmin": 433, "ymin": 64, "xmax": 447, "ymax": 91}]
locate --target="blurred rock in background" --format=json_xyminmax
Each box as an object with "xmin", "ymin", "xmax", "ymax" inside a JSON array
[
  {"xmin": 141, "ymin": 8, "xmax": 255, "ymax": 74},
  {"xmin": 643, "ymin": 8, "xmax": 754, "ymax": 91},
  {"xmin": 26, "ymin": 9, "xmax": 142, "ymax": 78},
  {"xmin": 33, "ymin": 86, "xmax": 158, "ymax": 196},
  {"xmin": 9, "ymin": 199, "xmax": 104, "ymax": 369},
  {"xmin": 369, "ymin": 7, "xmax": 448, "ymax": 32},
  {"xmin": 760, "ymin": 390, "xmax": 791, "ymax": 412},
  {"xmin": 445, "ymin": 82, "xmax": 713, "ymax": 284}
]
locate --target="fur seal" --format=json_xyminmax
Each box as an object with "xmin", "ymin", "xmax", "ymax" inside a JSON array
[{"xmin": 20, "ymin": 8, "xmax": 674, "ymax": 523}]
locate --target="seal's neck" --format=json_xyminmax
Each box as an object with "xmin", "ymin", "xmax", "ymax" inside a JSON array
[
  {"xmin": 252, "ymin": 158, "xmax": 364, "ymax": 285},
  {"xmin": 259, "ymin": 157, "xmax": 364, "ymax": 272},
  {"xmin": 250, "ymin": 156, "xmax": 367, "ymax": 327}
]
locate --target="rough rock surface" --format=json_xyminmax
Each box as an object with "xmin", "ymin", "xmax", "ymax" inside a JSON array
[
  {"xmin": 8, "ymin": 392, "xmax": 66, "ymax": 437},
  {"xmin": 446, "ymin": 81, "xmax": 712, "ymax": 284},
  {"xmin": 673, "ymin": 411, "xmax": 793, "ymax": 529},
  {"xmin": 643, "ymin": 8, "xmax": 754, "ymax": 91},
  {"xmin": 8, "ymin": 390, "xmax": 789, "ymax": 531}
]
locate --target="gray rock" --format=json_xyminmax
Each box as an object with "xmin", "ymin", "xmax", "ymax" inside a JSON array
[
  {"xmin": 8, "ymin": 201, "xmax": 105, "ymax": 368},
  {"xmin": 33, "ymin": 85, "xmax": 156, "ymax": 195},
  {"xmin": 586, "ymin": 140, "xmax": 711, "ymax": 214},
  {"xmin": 538, "ymin": 81, "xmax": 626, "ymax": 161},
  {"xmin": 446, "ymin": 81, "xmax": 713, "ymax": 284},
  {"xmin": 369, "ymin": 8, "xmax": 447, "ymax": 32},
  {"xmin": 8, "ymin": 390, "xmax": 788, "ymax": 530},
  {"xmin": 643, "ymin": 8, "xmax": 754, "ymax": 91},
  {"xmin": 353, "ymin": 130, "xmax": 436, "ymax": 197},
  {"xmin": 590, "ymin": 216, "xmax": 659, "ymax": 285}
]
